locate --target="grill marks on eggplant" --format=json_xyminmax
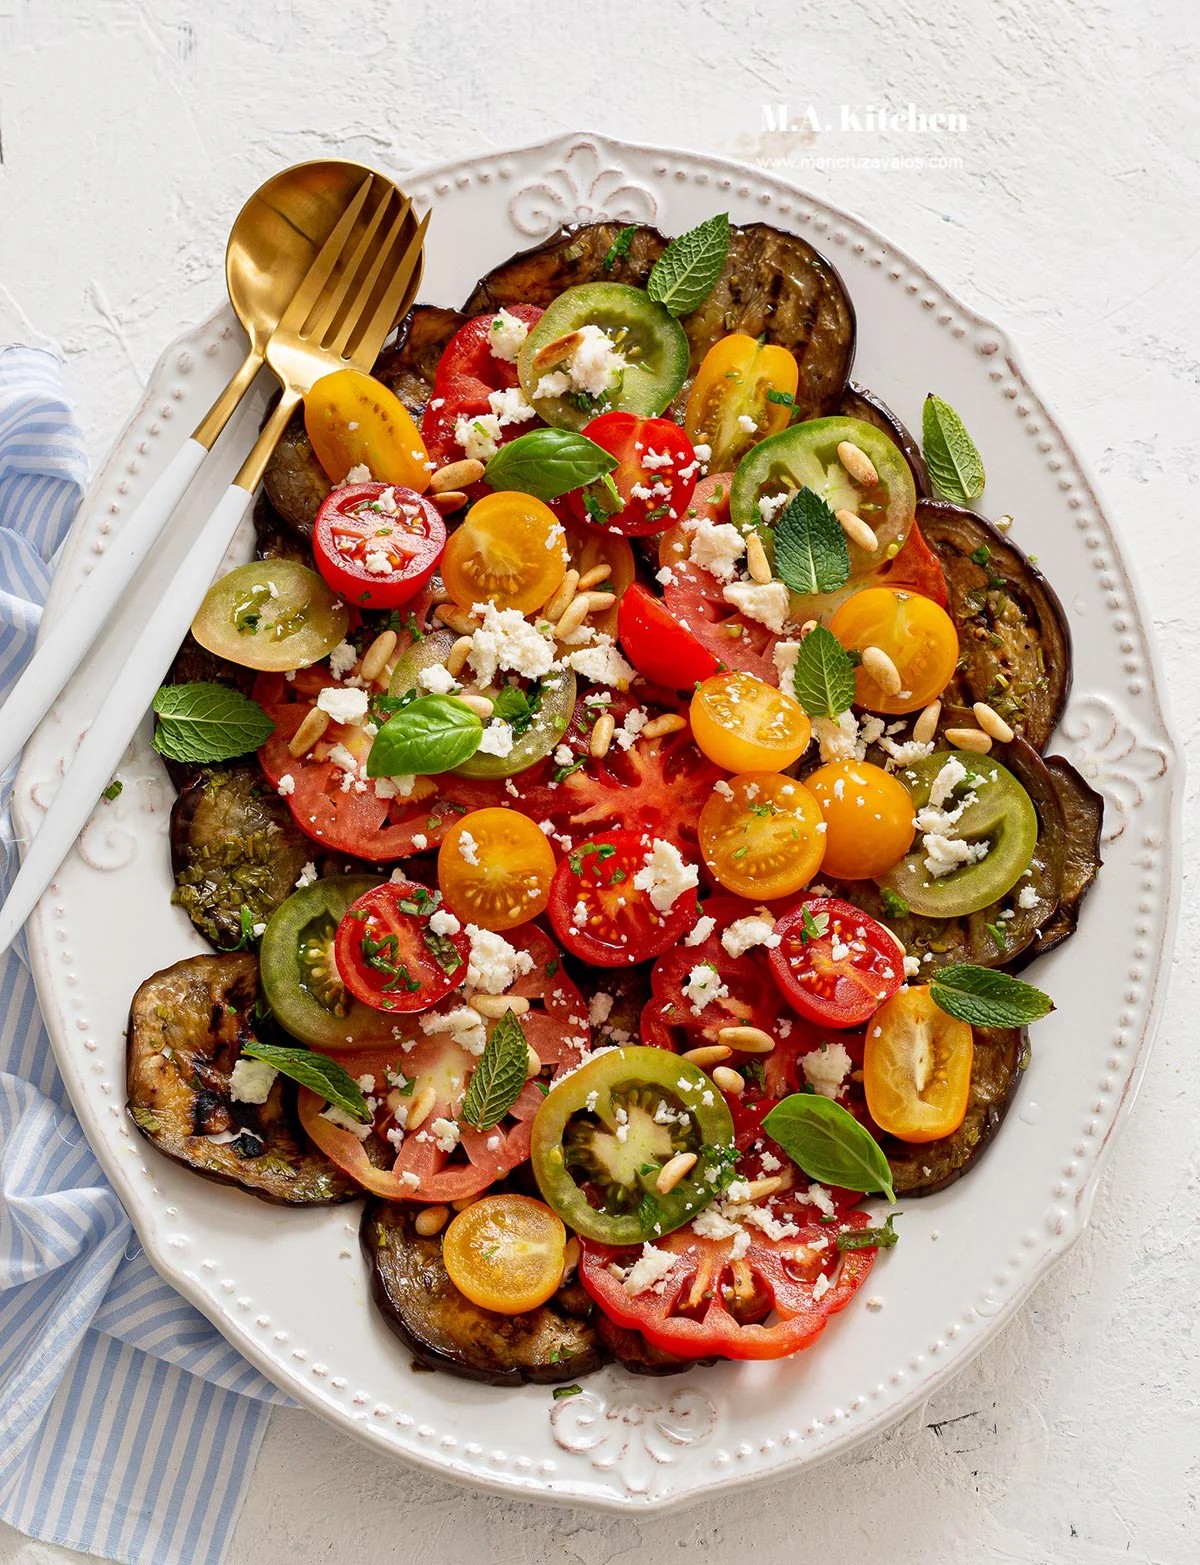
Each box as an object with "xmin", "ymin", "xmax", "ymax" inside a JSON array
[
  {"xmin": 462, "ymin": 222, "xmax": 667, "ymax": 313},
  {"xmin": 373, "ymin": 304, "xmax": 467, "ymax": 412},
  {"xmin": 262, "ymin": 410, "xmax": 330, "ymax": 540},
  {"xmin": 127, "ymin": 954, "xmax": 357, "ymax": 1204}
]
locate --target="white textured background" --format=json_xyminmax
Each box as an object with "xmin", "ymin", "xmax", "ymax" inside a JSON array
[{"xmin": 2, "ymin": 0, "xmax": 1198, "ymax": 1560}]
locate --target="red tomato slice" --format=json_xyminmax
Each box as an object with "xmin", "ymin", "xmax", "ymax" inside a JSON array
[
  {"xmin": 877, "ymin": 520, "xmax": 947, "ymax": 608},
  {"xmin": 334, "ymin": 880, "xmax": 469, "ymax": 1013},
  {"xmin": 769, "ymin": 896, "xmax": 906, "ymax": 1029},
  {"xmin": 616, "ymin": 582, "xmax": 721, "ymax": 690},
  {"xmin": 312, "ymin": 483, "xmax": 445, "ymax": 610},
  {"xmin": 568, "ymin": 412, "xmax": 698, "ymax": 536},
  {"xmin": 420, "ymin": 372, "xmax": 543, "ymax": 475},
  {"xmin": 433, "ymin": 306, "xmax": 542, "ymax": 395},
  {"xmin": 547, "ymin": 828, "xmax": 699, "ymax": 967},
  {"xmin": 579, "ymin": 1201, "xmax": 879, "ymax": 1361}
]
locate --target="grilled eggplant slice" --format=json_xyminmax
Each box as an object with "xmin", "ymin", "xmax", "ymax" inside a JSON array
[
  {"xmin": 261, "ymin": 408, "xmax": 331, "ymax": 540},
  {"xmin": 462, "ymin": 222, "xmax": 667, "ymax": 314},
  {"xmin": 373, "ymin": 304, "xmax": 468, "ymax": 413},
  {"xmin": 170, "ymin": 765, "xmax": 313, "ymax": 950},
  {"xmin": 253, "ymin": 491, "xmax": 310, "ymax": 564},
  {"xmin": 127, "ymin": 954, "xmax": 356, "ymax": 1204},
  {"xmin": 1019, "ymin": 756, "xmax": 1104, "ymax": 963},
  {"xmin": 363, "ymin": 1200, "xmax": 603, "ymax": 1385},
  {"xmin": 917, "ymin": 500, "xmax": 1071, "ymax": 751},
  {"xmin": 839, "ymin": 383, "xmax": 928, "ymax": 495},
  {"xmin": 593, "ymin": 1315, "xmax": 717, "ymax": 1377}
]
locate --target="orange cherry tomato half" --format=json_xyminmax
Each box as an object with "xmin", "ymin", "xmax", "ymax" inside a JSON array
[
  {"xmin": 829, "ymin": 587, "xmax": 959, "ymax": 715},
  {"xmin": 312, "ymin": 482, "xmax": 445, "ymax": 610},
  {"xmin": 437, "ymin": 808, "xmax": 557, "ymax": 931},
  {"xmin": 863, "ymin": 985, "xmax": 974, "ymax": 1143},
  {"xmin": 440, "ymin": 490, "xmax": 568, "ymax": 614},
  {"xmin": 442, "ymin": 1194, "xmax": 567, "ymax": 1314},
  {"xmin": 304, "ymin": 367, "xmax": 430, "ymax": 490},
  {"xmin": 805, "ymin": 760, "xmax": 916, "ymax": 879},
  {"xmin": 690, "ymin": 670, "xmax": 812, "ymax": 773},
  {"xmin": 698, "ymin": 772, "xmax": 826, "ymax": 899},
  {"xmin": 684, "ymin": 332, "xmax": 800, "ymax": 472}
]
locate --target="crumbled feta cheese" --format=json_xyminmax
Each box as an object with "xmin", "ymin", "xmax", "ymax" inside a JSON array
[
  {"xmin": 1017, "ymin": 885, "xmax": 1040, "ymax": 910},
  {"xmin": 430, "ymin": 908, "xmax": 462, "ymax": 937},
  {"xmin": 321, "ymin": 1104, "xmax": 372, "ymax": 1140},
  {"xmin": 565, "ymin": 323, "xmax": 627, "ymax": 397},
  {"xmin": 276, "ymin": 773, "xmax": 295, "ymax": 797},
  {"xmin": 488, "ymin": 386, "xmax": 537, "ymax": 427},
  {"xmin": 771, "ymin": 640, "xmax": 802, "ymax": 688},
  {"xmin": 814, "ymin": 710, "xmax": 866, "ymax": 763},
  {"xmin": 465, "ymin": 925, "xmax": 534, "ymax": 994},
  {"xmin": 801, "ymin": 1042, "xmax": 853, "ymax": 1099},
  {"xmin": 929, "ymin": 756, "xmax": 969, "ymax": 809},
  {"xmin": 418, "ymin": 663, "xmax": 460, "ymax": 695},
  {"xmin": 533, "ymin": 370, "xmax": 571, "ymax": 399},
  {"xmin": 562, "ymin": 635, "xmax": 636, "ymax": 688},
  {"xmin": 757, "ymin": 491, "xmax": 790, "ymax": 525},
  {"xmin": 736, "ymin": 413, "xmax": 757, "ymax": 434},
  {"xmin": 341, "ymin": 463, "xmax": 372, "ymax": 485},
  {"xmin": 429, "ymin": 1117, "xmax": 460, "ymax": 1154},
  {"xmin": 229, "ymin": 1058, "xmax": 277, "ymax": 1105},
  {"xmin": 588, "ymin": 991, "xmax": 614, "ymax": 1027},
  {"xmin": 812, "ymin": 1270, "xmax": 832, "ymax": 1302},
  {"xmin": 903, "ymin": 954, "xmax": 922, "ymax": 977},
  {"xmin": 685, "ymin": 518, "xmax": 745, "ymax": 583},
  {"xmin": 454, "ymin": 412, "xmax": 502, "ymax": 462},
  {"xmin": 721, "ymin": 916, "xmax": 781, "ymax": 958},
  {"xmin": 458, "ymin": 830, "xmax": 480, "ymax": 866},
  {"xmin": 477, "ymin": 719, "xmax": 515, "ymax": 757},
  {"xmin": 632, "ymin": 838, "xmax": 699, "ymax": 913},
  {"xmin": 295, "ymin": 861, "xmax": 318, "ymax": 889},
  {"xmin": 622, "ymin": 1243, "xmax": 679, "ymax": 1297},
  {"xmin": 363, "ymin": 550, "xmax": 393, "ymax": 576},
  {"xmin": 683, "ymin": 914, "xmax": 717, "ymax": 947},
  {"xmin": 419, "ymin": 1006, "xmax": 487, "ymax": 1054},
  {"xmin": 923, "ymin": 833, "xmax": 990, "ymax": 879},
  {"xmin": 682, "ymin": 964, "xmax": 729, "ymax": 1015},
  {"xmin": 316, "ymin": 685, "xmax": 370, "ymax": 725},
  {"xmin": 488, "ymin": 307, "xmax": 529, "ymax": 363},
  {"xmin": 468, "ymin": 602, "xmax": 555, "ymax": 685},
  {"xmin": 399, "ymin": 1170, "xmax": 421, "ymax": 1190},
  {"xmin": 722, "ymin": 580, "xmax": 790, "ymax": 634},
  {"xmin": 328, "ymin": 640, "xmax": 359, "ymax": 681}
]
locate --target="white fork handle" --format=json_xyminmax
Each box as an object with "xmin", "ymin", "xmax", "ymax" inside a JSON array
[
  {"xmin": 0, "ymin": 481, "xmax": 255, "ymax": 958},
  {"xmin": 0, "ymin": 437, "xmax": 209, "ymax": 777}
]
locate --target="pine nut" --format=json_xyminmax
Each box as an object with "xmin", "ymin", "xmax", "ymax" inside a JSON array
[
  {"xmin": 745, "ymin": 531, "xmax": 772, "ymax": 584},
  {"xmin": 430, "ymin": 490, "xmax": 468, "ymax": 515},
  {"xmin": 581, "ymin": 591, "xmax": 617, "ymax": 613},
  {"xmin": 532, "ymin": 330, "xmax": 583, "ymax": 372},
  {"xmin": 543, "ymin": 568, "xmax": 580, "ymax": 625},
  {"xmin": 287, "ymin": 706, "xmax": 330, "ymax": 757},
  {"xmin": 717, "ymin": 1025, "xmax": 775, "ymax": 1055},
  {"xmin": 800, "ymin": 618, "xmax": 818, "ymax": 637},
  {"xmin": 912, "ymin": 700, "xmax": 942, "ymax": 745},
  {"xmin": 681, "ymin": 1044, "xmax": 732, "ymax": 1067},
  {"xmin": 435, "ymin": 603, "xmax": 481, "ymax": 635},
  {"xmin": 430, "ymin": 458, "xmax": 485, "ymax": 494},
  {"xmin": 406, "ymin": 1084, "xmax": 437, "ymax": 1131},
  {"xmin": 590, "ymin": 711, "xmax": 616, "ymax": 759},
  {"xmin": 577, "ymin": 562, "xmax": 612, "ymax": 590},
  {"xmin": 359, "ymin": 630, "xmax": 397, "ymax": 683},
  {"xmin": 451, "ymin": 1194, "xmax": 479, "ymax": 1212},
  {"xmin": 995, "ymin": 514, "xmax": 1014, "ymax": 533},
  {"xmin": 561, "ymin": 1236, "xmax": 581, "ymax": 1282},
  {"xmin": 836, "ymin": 508, "xmax": 879, "ymax": 552},
  {"xmin": 428, "ymin": 579, "xmax": 453, "ymax": 604},
  {"xmin": 553, "ymin": 595, "xmax": 591, "ymax": 640},
  {"xmin": 468, "ymin": 993, "xmax": 531, "ymax": 1018},
  {"xmin": 641, "ymin": 713, "xmax": 686, "ymax": 740},
  {"xmin": 741, "ymin": 1175, "xmax": 785, "ymax": 1201},
  {"xmin": 944, "ymin": 726, "xmax": 993, "ymax": 754},
  {"xmin": 712, "ymin": 1065, "xmax": 745, "ymax": 1095},
  {"xmin": 862, "ymin": 645, "xmax": 903, "ymax": 696},
  {"xmin": 526, "ymin": 1044, "xmax": 542, "ymax": 1079},
  {"xmin": 446, "ymin": 635, "xmax": 473, "ymax": 678},
  {"xmin": 972, "ymin": 701, "xmax": 1015, "ymax": 744},
  {"xmin": 458, "ymin": 691, "xmax": 494, "ymax": 719},
  {"xmin": 837, "ymin": 439, "xmax": 879, "ymax": 487},
  {"xmin": 414, "ymin": 1205, "xmax": 449, "ymax": 1237},
  {"xmin": 655, "ymin": 1151, "xmax": 698, "ymax": 1196}
]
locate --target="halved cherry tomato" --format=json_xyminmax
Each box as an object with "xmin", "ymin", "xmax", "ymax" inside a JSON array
[
  {"xmin": 440, "ymin": 490, "xmax": 568, "ymax": 614},
  {"xmin": 830, "ymin": 587, "xmax": 959, "ymax": 715},
  {"xmin": 784, "ymin": 520, "xmax": 949, "ymax": 633},
  {"xmin": 863, "ymin": 984, "xmax": 974, "ymax": 1142},
  {"xmin": 769, "ymin": 896, "xmax": 906, "ymax": 1029},
  {"xmin": 547, "ymin": 828, "xmax": 699, "ymax": 967},
  {"xmin": 437, "ymin": 807, "xmax": 556, "ymax": 930},
  {"xmin": 568, "ymin": 411, "xmax": 697, "ymax": 536},
  {"xmin": 433, "ymin": 306, "xmax": 543, "ymax": 395},
  {"xmin": 304, "ymin": 368, "xmax": 431, "ymax": 490},
  {"xmin": 442, "ymin": 1194, "xmax": 566, "ymax": 1313},
  {"xmin": 192, "ymin": 560, "xmax": 349, "ymax": 672},
  {"xmin": 685, "ymin": 333, "xmax": 799, "ymax": 472},
  {"xmin": 617, "ymin": 583, "xmax": 720, "ymax": 690},
  {"xmin": 690, "ymin": 671, "xmax": 811, "ymax": 773},
  {"xmin": 420, "ymin": 373, "xmax": 492, "ymax": 470},
  {"xmin": 698, "ymin": 772, "xmax": 825, "ymax": 899},
  {"xmin": 805, "ymin": 761, "xmax": 916, "ymax": 879},
  {"xmin": 334, "ymin": 880, "xmax": 469, "ymax": 1013},
  {"xmin": 312, "ymin": 483, "xmax": 445, "ymax": 611}
]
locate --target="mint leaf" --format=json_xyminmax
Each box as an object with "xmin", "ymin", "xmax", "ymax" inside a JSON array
[
  {"xmin": 151, "ymin": 682, "xmax": 275, "ymax": 764},
  {"xmin": 484, "ymin": 428, "xmax": 617, "ymax": 502},
  {"xmin": 922, "ymin": 394, "xmax": 986, "ymax": 504},
  {"xmin": 461, "ymin": 1010, "xmax": 530, "ymax": 1130},
  {"xmin": 772, "ymin": 488, "xmax": 850, "ymax": 595},
  {"xmin": 646, "ymin": 213, "xmax": 730, "ymax": 316},
  {"xmin": 789, "ymin": 625, "xmax": 856, "ymax": 718},
  {"xmin": 240, "ymin": 1039, "xmax": 371, "ymax": 1122},
  {"xmin": 929, "ymin": 964, "xmax": 1053, "ymax": 1028},
  {"xmin": 761, "ymin": 1094, "xmax": 896, "ymax": 1201},
  {"xmin": 366, "ymin": 694, "xmax": 482, "ymax": 777}
]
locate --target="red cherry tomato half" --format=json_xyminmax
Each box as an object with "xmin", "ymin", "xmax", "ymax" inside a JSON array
[
  {"xmin": 569, "ymin": 412, "xmax": 698, "ymax": 536},
  {"xmin": 616, "ymin": 582, "xmax": 721, "ymax": 691},
  {"xmin": 334, "ymin": 880, "xmax": 470, "ymax": 1014},
  {"xmin": 769, "ymin": 896, "xmax": 907, "ymax": 1029},
  {"xmin": 547, "ymin": 828, "xmax": 700, "ymax": 967},
  {"xmin": 312, "ymin": 483, "xmax": 444, "ymax": 611},
  {"xmin": 433, "ymin": 306, "xmax": 543, "ymax": 396}
]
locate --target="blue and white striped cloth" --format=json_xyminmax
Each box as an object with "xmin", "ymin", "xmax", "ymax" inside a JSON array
[{"xmin": 0, "ymin": 348, "xmax": 290, "ymax": 1565}]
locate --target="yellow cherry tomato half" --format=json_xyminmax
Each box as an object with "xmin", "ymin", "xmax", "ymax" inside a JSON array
[
  {"xmin": 863, "ymin": 985, "xmax": 974, "ymax": 1143},
  {"xmin": 442, "ymin": 1194, "xmax": 567, "ymax": 1314},
  {"xmin": 690, "ymin": 670, "xmax": 812, "ymax": 773},
  {"xmin": 829, "ymin": 587, "xmax": 959, "ymax": 715},
  {"xmin": 438, "ymin": 807, "xmax": 557, "ymax": 931},
  {"xmin": 699, "ymin": 771, "xmax": 826, "ymax": 899},
  {"xmin": 304, "ymin": 367, "xmax": 430, "ymax": 491},
  {"xmin": 684, "ymin": 332, "xmax": 800, "ymax": 472},
  {"xmin": 441, "ymin": 491, "xmax": 569, "ymax": 614},
  {"xmin": 805, "ymin": 760, "xmax": 916, "ymax": 879}
]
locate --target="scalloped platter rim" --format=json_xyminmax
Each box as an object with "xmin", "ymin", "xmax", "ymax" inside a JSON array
[{"xmin": 12, "ymin": 132, "xmax": 1181, "ymax": 1511}]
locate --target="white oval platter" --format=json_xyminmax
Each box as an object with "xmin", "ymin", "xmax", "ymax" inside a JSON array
[{"xmin": 12, "ymin": 132, "xmax": 1181, "ymax": 1511}]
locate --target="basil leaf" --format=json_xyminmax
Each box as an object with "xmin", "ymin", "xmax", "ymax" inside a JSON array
[
  {"xmin": 922, "ymin": 394, "xmax": 986, "ymax": 504},
  {"xmin": 484, "ymin": 428, "xmax": 617, "ymax": 502},
  {"xmin": 240, "ymin": 1039, "xmax": 371, "ymax": 1123},
  {"xmin": 151, "ymin": 682, "xmax": 275, "ymax": 764},
  {"xmin": 929, "ymin": 964, "xmax": 1053, "ymax": 1028},
  {"xmin": 366, "ymin": 695, "xmax": 482, "ymax": 778},
  {"xmin": 836, "ymin": 1213, "xmax": 900, "ymax": 1252},
  {"xmin": 761, "ymin": 1094, "xmax": 896, "ymax": 1201},
  {"xmin": 461, "ymin": 1010, "xmax": 529, "ymax": 1130},
  {"xmin": 647, "ymin": 213, "xmax": 730, "ymax": 316},
  {"xmin": 789, "ymin": 625, "xmax": 856, "ymax": 718},
  {"xmin": 772, "ymin": 487, "xmax": 850, "ymax": 596}
]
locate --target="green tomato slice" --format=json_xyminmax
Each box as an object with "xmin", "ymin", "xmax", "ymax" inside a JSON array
[
  {"xmin": 731, "ymin": 416, "xmax": 916, "ymax": 578},
  {"xmin": 388, "ymin": 628, "xmax": 576, "ymax": 779},
  {"xmin": 531, "ymin": 1046, "xmax": 736, "ymax": 1245},
  {"xmin": 192, "ymin": 559, "xmax": 350, "ymax": 672},
  {"xmin": 518, "ymin": 283, "xmax": 690, "ymax": 431},
  {"xmin": 878, "ymin": 750, "xmax": 1038, "ymax": 918}
]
